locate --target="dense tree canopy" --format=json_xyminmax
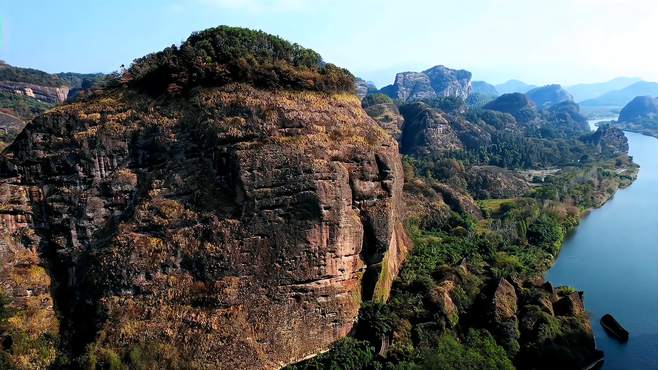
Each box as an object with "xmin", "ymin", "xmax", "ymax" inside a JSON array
[{"xmin": 125, "ymin": 26, "xmax": 355, "ymax": 95}]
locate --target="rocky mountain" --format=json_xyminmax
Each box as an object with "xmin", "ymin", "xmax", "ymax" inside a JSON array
[
  {"xmin": 483, "ymin": 93, "xmax": 539, "ymax": 123},
  {"xmin": 398, "ymin": 102, "xmax": 463, "ymax": 156},
  {"xmin": 581, "ymin": 124, "xmax": 629, "ymax": 156},
  {"xmin": 472, "ymin": 81, "xmax": 499, "ymax": 96},
  {"xmin": 0, "ymin": 63, "xmax": 105, "ymax": 148},
  {"xmin": 0, "ymin": 26, "xmax": 636, "ymax": 370},
  {"xmin": 580, "ymin": 81, "xmax": 658, "ymax": 111},
  {"xmin": 566, "ymin": 77, "xmax": 642, "ymax": 102},
  {"xmin": 618, "ymin": 95, "xmax": 658, "ymax": 122},
  {"xmin": 611, "ymin": 96, "xmax": 658, "ymax": 138},
  {"xmin": 526, "ymin": 84, "xmax": 574, "ymax": 108},
  {"xmin": 0, "ymin": 27, "xmax": 410, "ymax": 369},
  {"xmin": 380, "ymin": 65, "xmax": 472, "ymax": 103},
  {"xmin": 362, "ymin": 93, "xmax": 404, "ymax": 140},
  {"xmin": 495, "ymin": 79, "xmax": 536, "ymax": 94},
  {"xmin": 355, "ymin": 78, "xmax": 377, "ymax": 99}
]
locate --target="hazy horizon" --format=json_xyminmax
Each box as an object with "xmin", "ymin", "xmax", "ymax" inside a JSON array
[{"xmin": 2, "ymin": 0, "xmax": 657, "ymax": 88}]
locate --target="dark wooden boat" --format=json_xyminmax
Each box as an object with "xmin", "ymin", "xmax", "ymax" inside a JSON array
[{"xmin": 600, "ymin": 314, "xmax": 629, "ymax": 342}]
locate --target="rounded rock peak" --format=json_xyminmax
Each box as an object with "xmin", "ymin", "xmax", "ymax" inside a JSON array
[{"xmin": 124, "ymin": 25, "xmax": 355, "ymax": 95}]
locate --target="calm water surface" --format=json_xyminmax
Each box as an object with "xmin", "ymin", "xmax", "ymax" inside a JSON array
[{"xmin": 546, "ymin": 121, "xmax": 658, "ymax": 370}]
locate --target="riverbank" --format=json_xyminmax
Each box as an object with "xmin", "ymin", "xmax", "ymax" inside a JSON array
[{"xmin": 547, "ymin": 129, "xmax": 658, "ymax": 369}]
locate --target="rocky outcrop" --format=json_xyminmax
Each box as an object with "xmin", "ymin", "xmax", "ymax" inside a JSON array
[
  {"xmin": 380, "ymin": 65, "xmax": 472, "ymax": 103},
  {"xmin": 355, "ymin": 78, "xmax": 377, "ymax": 99},
  {"xmin": 466, "ymin": 166, "xmax": 530, "ymax": 199},
  {"xmin": 0, "ymin": 110, "xmax": 26, "ymax": 149},
  {"xmin": 489, "ymin": 278, "xmax": 520, "ymax": 356},
  {"xmin": 380, "ymin": 72, "xmax": 436, "ymax": 103},
  {"xmin": 526, "ymin": 84, "xmax": 573, "ymax": 109},
  {"xmin": 423, "ymin": 66, "xmax": 472, "ymax": 100},
  {"xmin": 362, "ymin": 94, "xmax": 405, "ymax": 141},
  {"xmin": 0, "ymin": 28, "xmax": 410, "ymax": 369},
  {"xmin": 581, "ymin": 124, "xmax": 629, "ymax": 156},
  {"xmin": 515, "ymin": 283, "xmax": 600, "ymax": 370},
  {"xmin": 483, "ymin": 93, "xmax": 539, "ymax": 123},
  {"xmin": 399, "ymin": 102, "xmax": 463, "ymax": 156},
  {"xmin": 0, "ymin": 80, "xmax": 69, "ymax": 104},
  {"xmin": 618, "ymin": 95, "xmax": 658, "ymax": 122},
  {"xmin": 471, "ymin": 81, "xmax": 498, "ymax": 96}
]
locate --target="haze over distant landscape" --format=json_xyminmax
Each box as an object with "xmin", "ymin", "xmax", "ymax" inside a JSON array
[{"xmin": 2, "ymin": 0, "xmax": 658, "ymax": 87}]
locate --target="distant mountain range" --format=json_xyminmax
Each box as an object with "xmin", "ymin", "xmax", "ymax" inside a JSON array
[
  {"xmin": 565, "ymin": 77, "xmax": 642, "ymax": 102},
  {"xmin": 481, "ymin": 77, "xmax": 657, "ymax": 117},
  {"xmin": 579, "ymin": 81, "xmax": 658, "ymax": 108}
]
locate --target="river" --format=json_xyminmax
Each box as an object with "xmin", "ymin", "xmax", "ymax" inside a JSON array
[{"xmin": 546, "ymin": 120, "xmax": 658, "ymax": 370}]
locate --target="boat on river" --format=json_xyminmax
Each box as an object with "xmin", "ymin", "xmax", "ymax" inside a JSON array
[{"xmin": 600, "ymin": 314, "xmax": 629, "ymax": 342}]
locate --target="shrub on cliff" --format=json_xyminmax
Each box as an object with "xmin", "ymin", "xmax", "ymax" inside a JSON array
[
  {"xmin": 362, "ymin": 93, "xmax": 394, "ymax": 108},
  {"xmin": 125, "ymin": 26, "xmax": 354, "ymax": 95},
  {"xmin": 420, "ymin": 329, "xmax": 514, "ymax": 370}
]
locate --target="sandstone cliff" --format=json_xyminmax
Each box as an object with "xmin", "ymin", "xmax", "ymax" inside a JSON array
[
  {"xmin": 380, "ymin": 66, "xmax": 472, "ymax": 103},
  {"xmin": 0, "ymin": 81, "xmax": 69, "ymax": 104},
  {"xmin": 0, "ymin": 27, "xmax": 409, "ymax": 369}
]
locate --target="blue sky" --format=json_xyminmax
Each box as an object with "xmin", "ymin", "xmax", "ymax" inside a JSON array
[{"xmin": 1, "ymin": 0, "xmax": 656, "ymax": 87}]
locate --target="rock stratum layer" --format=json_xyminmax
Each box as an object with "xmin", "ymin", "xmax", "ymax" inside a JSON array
[
  {"xmin": 0, "ymin": 30, "xmax": 409, "ymax": 369},
  {"xmin": 0, "ymin": 81, "xmax": 69, "ymax": 104}
]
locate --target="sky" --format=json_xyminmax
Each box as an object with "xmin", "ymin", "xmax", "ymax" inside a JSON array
[{"xmin": 1, "ymin": 0, "xmax": 657, "ymax": 88}]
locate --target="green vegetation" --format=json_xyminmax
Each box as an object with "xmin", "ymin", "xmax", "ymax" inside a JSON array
[
  {"xmin": 0, "ymin": 91, "xmax": 53, "ymax": 119},
  {"xmin": 418, "ymin": 330, "xmax": 514, "ymax": 370},
  {"xmin": 126, "ymin": 26, "xmax": 354, "ymax": 95},
  {"xmin": 286, "ymin": 338, "xmax": 376, "ymax": 370},
  {"xmin": 0, "ymin": 63, "xmax": 64, "ymax": 86},
  {"xmin": 289, "ymin": 136, "xmax": 634, "ymax": 369},
  {"xmin": 613, "ymin": 117, "xmax": 658, "ymax": 139},
  {"xmin": 362, "ymin": 93, "xmax": 394, "ymax": 108}
]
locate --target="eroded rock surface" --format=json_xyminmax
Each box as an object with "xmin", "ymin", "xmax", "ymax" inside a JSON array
[{"xmin": 0, "ymin": 79, "xmax": 409, "ymax": 368}]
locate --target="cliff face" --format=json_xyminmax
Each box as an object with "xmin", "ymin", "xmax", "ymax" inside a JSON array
[
  {"xmin": 380, "ymin": 65, "xmax": 472, "ymax": 103},
  {"xmin": 0, "ymin": 29, "xmax": 410, "ymax": 369},
  {"xmin": 399, "ymin": 102, "xmax": 463, "ymax": 156},
  {"xmin": 0, "ymin": 81, "xmax": 69, "ymax": 104}
]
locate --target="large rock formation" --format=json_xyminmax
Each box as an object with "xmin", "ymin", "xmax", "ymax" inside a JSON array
[
  {"xmin": 0, "ymin": 81, "xmax": 69, "ymax": 104},
  {"xmin": 483, "ymin": 93, "xmax": 539, "ymax": 123},
  {"xmin": 526, "ymin": 85, "xmax": 573, "ymax": 109},
  {"xmin": 0, "ymin": 110, "xmax": 26, "ymax": 150},
  {"xmin": 399, "ymin": 102, "xmax": 463, "ymax": 156},
  {"xmin": 380, "ymin": 72, "xmax": 437, "ymax": 103},
  {"xmin": 581, "ymin": 124, "xmax": 629, "ymax": 156},
  {"xmin": 471, "ymin": 81, "xmax": 499, "ymax": 96},
  {"xmin": 362, "ymin": 94, "xmax": 405, "ymax": 141},
  {"xmin": 0, "ymin": 27, "xmax": 409, "ymax": 369},
  {"xmin": 618, "ymin": 95, "xmax": 658, "ymax": 122},
  {"xmin": 380, "ymin": 65, "xmax": 472, "ymax": 103},
  {"xmin": 355, "ymin": 78, "xmax": 377, "ymax": 99}
]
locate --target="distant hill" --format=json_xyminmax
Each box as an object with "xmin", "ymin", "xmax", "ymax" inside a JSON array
[
  {"xmin": 618, "ymin": 96, "xmax": 658, "ymax": 122},
  {"xmin": 379, "ymin": 65, "xmax": 472, "ymax": 103},
  {"xmin": 566, "ymin": 77, "xmax": 642, "ymax": 102},
  {"xmin": 580, "ymin": 81, "xmax": 658, "ymax": 110},
  {"xmin": 495, "ymin": 79, "xmax": 536, "ymax": 94},
  {"xmin": 526, "ymin": 84, "xmax": 573, "ymax": 108},
  {"xmin": 0, "ymin": 62, "xmax": 105, "ymax": 148},
  {"xmin": 612, "ymin": 96, "xmax": 658, "ymax": 138},
  {"xmin": 472, "ymin": 81, "xmax": 498, "ymax": 96}
]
